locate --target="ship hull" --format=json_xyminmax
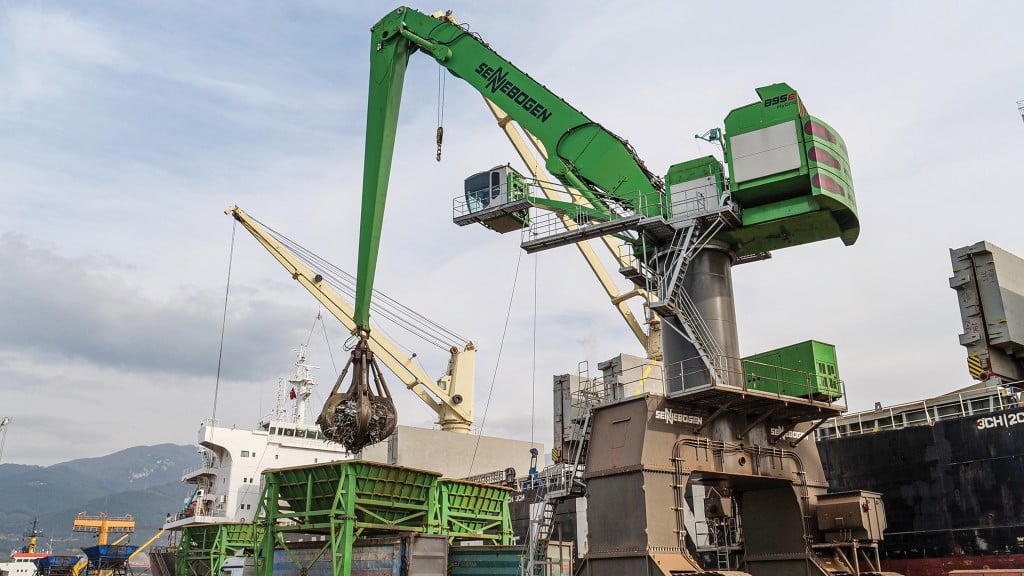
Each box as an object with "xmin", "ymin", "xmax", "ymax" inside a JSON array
[
  {"xmin": 883, "ymin": 554, "xmax": 1024, "ymax": 576},
  {"xmin": 817, "ymin": 404, "xmax": 1024, "ymax": 576}
]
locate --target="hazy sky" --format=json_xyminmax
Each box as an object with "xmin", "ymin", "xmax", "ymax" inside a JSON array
[{"xmin": 1, "ymin": 1, "xmax": 1022, "ymax": 466}]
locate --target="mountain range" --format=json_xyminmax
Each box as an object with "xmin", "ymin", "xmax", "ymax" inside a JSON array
[{"xmin": 0, "ymin": 444, "xmax": 197, "ymax": 556}]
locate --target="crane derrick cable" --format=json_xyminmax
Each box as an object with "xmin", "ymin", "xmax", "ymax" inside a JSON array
[
  {"xmin": 248, "ymin": 215, "xmax": 463, "ymax": 449},
  {"xmin": 286, "ymin": 240, "xmax": 460, "ymax": 349},
  {"xmin": 252, "ymin": 214, "xmax": 469, "ymax": 350}
]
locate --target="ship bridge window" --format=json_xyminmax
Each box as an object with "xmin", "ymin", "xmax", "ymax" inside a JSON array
[
  {"xmin": 283, "ymin": 428, "xmax": 294, "ymax": 437},
  {"xmin": 269, "ymin": 427, "xmax": 277, "ymax": 435}
]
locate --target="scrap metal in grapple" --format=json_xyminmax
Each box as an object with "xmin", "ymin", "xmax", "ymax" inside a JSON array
[{"xmin": 317, "ymin": 337, "xmax": 396, "ymax": 452}]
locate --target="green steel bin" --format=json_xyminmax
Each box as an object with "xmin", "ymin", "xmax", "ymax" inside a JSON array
[
  {"xmin": 742, "ymin": 340, "xmax": 842, "ymax": 400},
  {"xmin": 264, "ymin": 460, "xmax": 441, "ymax": 531},
  {"xmin": 437, "ymin": 479, "xmax": 513, "ymax": 544}
]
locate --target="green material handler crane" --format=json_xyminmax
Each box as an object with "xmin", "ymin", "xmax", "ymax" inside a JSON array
[{"xmin": 321, "ymin": 6, "xmax": 860, "ymax": 455}]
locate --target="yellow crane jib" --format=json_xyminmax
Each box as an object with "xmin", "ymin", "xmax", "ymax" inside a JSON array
[
  {"xmin": 225, "ymin": 205, "xmax": 474, "ymax": 451},
  {"xmin": 72, "ymin": 512, "xmax": 135, "ymax": 546}
]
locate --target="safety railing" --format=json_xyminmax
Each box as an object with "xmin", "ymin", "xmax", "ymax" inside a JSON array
[
  {"xmin": 519, "ymin": 463, "xmax": 576, "ymax": 493},
  {"xmin": 555, "ymin": 354, "xmax": 848, "ymax": 413},
  {"xmin": 521, "ymin": 364, "xmax": 610, "ymax": 493},
  {"xmin": 522, "ymin": 204, "xmax": 592, "ymax": 242},
  {"xmin": 816, "ymin": 384, "xmax": 1024, "ymax": 440},
  {"xmin": 692, "ymin": 517, "xmax": 741, "ymax": 549},
  {"xmin": 463, "ymin": 467, "xmax": 518, "ymax": 488},
  {"xmin": 518, "ymin": 184, "xmax": 667, "ymax": 245},
  {"xmin": 666, "ymin": 187, "xmax": 729, "ymax": 223},
  {"xmin": 617, "ymin": 241, "xmax": 653, "ymax": 275},
  {"xmin": 574, "ymin": 361, "xmax": 614, "ymax": 410},
  {"xmin": 662, "ymin": 354, "xmax": 848, "ymax": 409},
  {"xmin": 453, "ymin": 176, "xmax": 558, "ymax": 221},
  {"xmin": 180, "ymin": 449, "xmax": 219, "ymax": 479}
]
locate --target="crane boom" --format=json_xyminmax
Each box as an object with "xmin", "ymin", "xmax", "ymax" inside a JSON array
[
  {"xmin": 128, "ymin": 529, "xmax": 166, "ymax": 561},
  {"xmin": 226, "ymin": 206, "xmax": 474, "ymax": 432},
  {"xmin": 356, "ymin": 6, "xmax": 665, "ymax": 330}
]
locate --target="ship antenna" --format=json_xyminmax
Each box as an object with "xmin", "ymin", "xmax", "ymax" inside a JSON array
[{"xmin": 0, "ymin": 417, "xmax": 10, "ymax": 464}]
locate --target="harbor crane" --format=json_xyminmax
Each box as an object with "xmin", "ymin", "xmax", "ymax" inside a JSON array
[{"xmin": 332, "ymin": 6, "xmax": 888, "ymax": 576}]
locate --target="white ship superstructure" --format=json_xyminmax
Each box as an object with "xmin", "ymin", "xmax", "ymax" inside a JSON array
[
  {"xmin": 0, "ymin": 522, "xmax": 49, "ymax": 576},
  {"xmin": 0, "ymin": 553, "xmax": 49, "ymax": 576},
  {"xmin": 164, "ymin": 346, "xmax": 352, "ymax": 528}
]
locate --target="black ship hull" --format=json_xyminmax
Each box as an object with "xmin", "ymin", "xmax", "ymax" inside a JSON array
[{"xmin": 817, "ymin": 404, "xmax": 1024, "ymax": 576}]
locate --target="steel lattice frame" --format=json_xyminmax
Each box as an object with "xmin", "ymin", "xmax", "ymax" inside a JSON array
[
  {"xmin": 253, "ymin": 462, "xmax": 515, "ymax": 576},
  {"xmin": 437, "ymin": 479, "xmax": 513, "ymax": 545},
  {"xmin": 176, "ymin": 524, "xmax": 260, "ymax": 576},
  {"xmin": 255, "ymin": 461, "xmax": 440, "ymax": 576}
]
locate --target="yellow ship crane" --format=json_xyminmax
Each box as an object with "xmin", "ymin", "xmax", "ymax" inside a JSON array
[
  {"xmin": 226, "ymin": 205, "xmax": 475, "ymax": 432},
  {"xmin": 128, "ymin": 529, "xmax": 165, "ymax": 561},
  {"xmin": 72, "ymin": 513, "xmax": 134, "ymax": 545}
]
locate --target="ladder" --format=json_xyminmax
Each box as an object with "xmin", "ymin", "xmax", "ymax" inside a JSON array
[
  {"xmin": 715, "ymin": 538, "xmax": 730, "ymax": 571},
  {"xmin": 650, "ymin": 215, "xmax": 731, "ymax": 388},
  {"xmin": 526, "ymin": 495, "xmax": 558, "ymax": 576},
  {"xmin": 525, "ymin": 409, "xmax": 595, "ymax": 575},
  {"xmin": 566, "ymin": 409, "xmax": 593, "ymax": 496}
]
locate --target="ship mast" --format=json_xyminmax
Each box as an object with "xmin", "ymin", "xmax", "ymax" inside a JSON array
[
  {"xmin": 289, "ymin": 345, "xmax": 317, "ymax": 425},
  {"xmin": 266, "ymin": 345, "xmax": 319, "ymax": 426},
  {"xmin": 0, "ymin": 417, "xmax": 9, "ymax": 464},
  {"xmin": 22, "ymin": 519, "xmax": 42, "ymax": 554}
]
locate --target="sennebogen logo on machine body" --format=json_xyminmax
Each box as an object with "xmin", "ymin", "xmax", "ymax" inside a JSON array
[
  {"xmin": 655, "ymin": 407, "xmax": 702, "ymax": 426},
  {"xmin": 474, "ymin": 62, "xmax": 552, "ymax": 123},
  {"xmin": 770, "ymin": 426, "xmax": 803, "ymax": 441}
]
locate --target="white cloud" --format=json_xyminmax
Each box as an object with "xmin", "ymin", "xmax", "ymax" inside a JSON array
[
  {"xmin": 7, "ymin": 8, "xmax": 122, "ymax": 66},
  {"xmin": 0, "ymin": 7, "xmax": 124, "ymax": 104}
]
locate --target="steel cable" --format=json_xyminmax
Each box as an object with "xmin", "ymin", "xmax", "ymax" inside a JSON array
[
  {"xmin": 469, "ymin": 245, "xmax": 524, "ymax": 474},
  {"xmin": 212, "ymin": 219, "xmax": 237, "ymax": 426},
  {"xmin": 249, "ymin": 214, "xmax": 469, "ymax": 351}
]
